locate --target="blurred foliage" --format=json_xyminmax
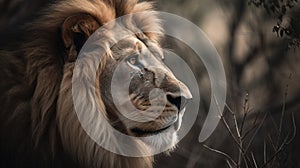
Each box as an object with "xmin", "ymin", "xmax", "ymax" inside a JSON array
[{"xmin": 249, "ymin": 0, "xmax": 300, "ymax": 49}]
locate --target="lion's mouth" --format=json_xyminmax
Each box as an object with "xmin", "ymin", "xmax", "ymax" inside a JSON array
[{"xmin": 130, "ymin": 124, "xmax": 172, "ymax": 137}]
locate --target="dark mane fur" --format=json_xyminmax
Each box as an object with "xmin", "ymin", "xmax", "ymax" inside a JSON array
[{"xmin": 0, "ymin": 0, "xmax": 161, "ymax": 167}]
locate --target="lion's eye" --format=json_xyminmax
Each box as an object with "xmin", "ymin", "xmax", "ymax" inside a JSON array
[
  {"xmin": 127, "ymin": 55, "xmax": 139, "ymax": 65},
  {"xmin": 129, "ymin": 57, "xmax": 136, "ymax": 65}
]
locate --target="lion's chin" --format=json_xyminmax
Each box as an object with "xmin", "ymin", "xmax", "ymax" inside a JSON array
[
  {"xmin": 140, "ymin": 126, "xmax": 178, "ymax": 153},
  {"xmin": 134, "ymin": 110, "xmax": 184, "ymax": 153}
]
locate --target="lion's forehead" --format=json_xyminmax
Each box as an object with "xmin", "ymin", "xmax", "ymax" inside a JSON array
[{"xmin": 110, "ymin": 36, "xmax": 163, "ymax": 59}]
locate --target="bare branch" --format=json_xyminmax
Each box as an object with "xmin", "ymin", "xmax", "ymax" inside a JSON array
[
  {"xmin": 226, "ymin": 160, "xmax": 234, "ymax": 168},
  {"xmin": 240, "ymin": 93, "xmax": 250, "ymax": 136},
  {"xmin": 244, "ymin": 112, "xmax": 268, "ymax": 154},
  {"xmin": 251, "ymin": 152, "xmax": 258, "ymax": 168},
  {"xmin": 225, "ymin": 103, "xmax": 241, "ymax": 138},
  {"xmin": 201, "ymin": 144, "xmax": 238, "ymax": 167},
  {"xmin": 219, "ymin": 114, "xmax": 245, "ymax": 153},
  {"xmin": 242, "ymin": 111, "xmax": 260, "ymax": 141},
  {"xmin": 261, "ymin": 134, "xmax": 290, "ymax": 168},
  {"xmin": 264, "ymin": 140, "xmax": 267, "ymax": 165},
  {"xmin": 276, "ymin": 82, "xmax": 289, "ymax": 148},
  {"xmin": 286, "ymin": 112, "xmax": 296, "ymax": 145}
]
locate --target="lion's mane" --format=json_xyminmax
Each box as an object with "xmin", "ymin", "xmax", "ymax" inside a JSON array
[{"xmin": 0, "ymin": 0, "xmax": 162, "ymax": 167}]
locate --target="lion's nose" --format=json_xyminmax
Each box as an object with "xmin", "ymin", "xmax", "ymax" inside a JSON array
[{"xmin": 166, "ymin": 93, "xmax": 192, "ymax": 112}]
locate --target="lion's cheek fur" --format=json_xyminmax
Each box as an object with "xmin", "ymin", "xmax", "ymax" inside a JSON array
[
  {"xmin": 56, "ymin": 63, "xmax": 110, "ymax": 167},
  {"xmin": 56, "ymin": 63, "xmax": 153, "ymax": 168}
]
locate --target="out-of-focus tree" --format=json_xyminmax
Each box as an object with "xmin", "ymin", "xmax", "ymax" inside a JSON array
[
  {"xmin": 249, "ymin": 0, "xmax": 300, "ymax": 49},
  {"xmin": 157, "ymin": 0, "xmax": 300, "ymax": 167}
]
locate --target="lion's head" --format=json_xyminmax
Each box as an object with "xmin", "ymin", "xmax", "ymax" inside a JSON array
[
  {"xmin": 100, "ymin": 36, "xmax": 192, "ymax": 148},
  {"xmin": 0, "ymin": 0, "xmax": 191, "ymax": 167}
]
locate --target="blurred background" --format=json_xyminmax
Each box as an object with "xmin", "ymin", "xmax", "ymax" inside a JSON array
[{"xmin": 1, "ymin": 0, "xmax": 300, "ymax": 167}]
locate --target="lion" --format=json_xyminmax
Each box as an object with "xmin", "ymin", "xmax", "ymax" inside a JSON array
[{"xmin": 0, "ymin": 0, "xmax": 192, "ymax": 167}]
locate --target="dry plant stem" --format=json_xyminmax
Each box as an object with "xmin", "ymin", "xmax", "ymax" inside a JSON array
[
  {"xmin": 262, "ymin": 113, "xmax": 296, "ymax": 168},
  {"xmin": 268, "ymin": 111, "xmax": 280, "ymax": 134},
  {"xmin": 242, "ymin": 112, "xmax": 259, "ymax": 141},
  {"xmin": 239, "ymin": 94, "xmax": 249, "ymax": 166},
  {"xmin": 221, "ymin": 109, "xmax": 266, "ymax": 167},
  {"xmin": 207, "ymin": 80, "xmax": 296, "ymax": 168},
  {"xmin": 218, "ymin": 96, "xmax": 251, "ymax": 167},
  {"xmin": 272, "ymin": 82, "xmax": 289, "ymax": 166},
  {"xmin": 276, "ymin": 84, "xmax": 288, "ymax": 148},
  {"xmin": 212, "ymin": 95, "xmax": 239, "ymax": 167},
  {"xmin": 244, "ymin": 112, "xmax": 268, "ymax": 154},
  {"xmin": 240, "ymin": 93, "xmax": 249, "ymax": 136},
  {"xmin": 225, "ymin": 104, "xmax": 241, "ymax": 138},
  {"xmin": 251, "ymin": 152, "xmax": 258, "ymax": 168},
  {"xmin": 263, "ymin": 140, "xmax": 267, "ymax": 165},
  {"xmin": 262, "ymin": 132, "xmax": 291, "ymax": 167},
  {"xmin": 225, "ymin": 104, "xmax": 243, "ymax": 167},
  {"xmin": 243, "ymin": 157, "xmax": 249, "ymax": 168},
  {"xmin": 267, "ymin": 134, "xmax": 277, "ymax": 152},
  {"xmin": 220, "ymin": 111, "xmax": 247, "ymax": 160},
  {"xmin": 226, "ymin": 160, "xmax": 234, "ymax": 168},
  {"xmin": 288, "ymin": 112, "xmax": 297, "ymax": 144},
  {"xmin": 202, "ymin": 144, "xmax": 237, "ymax": 167}
]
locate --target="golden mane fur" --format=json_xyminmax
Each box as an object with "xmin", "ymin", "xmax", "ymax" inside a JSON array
[{"xmin": 0, "ymin": 0, "xmax": 163, "ymax": 167}]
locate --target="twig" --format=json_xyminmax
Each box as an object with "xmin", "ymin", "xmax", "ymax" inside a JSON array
[
  {"xmin": 201, "ymin": 144, "xmax": 238, "ymax": 167},
  {"xmin": 239, "ymin": 94, "xmax": 249, "ymax": 167},
  {"xmin": 215, "ymin": 96, "xmax": 246, "ymax": 156},
  {"xmin": 225, "ymin": 104, "xmax": 241, "ymax": 138},
  {"xmin": 242, "ymin": 111, "xmax": 260, "ymax": 141},
  {"xmin": 251, "ymin": 152, "xmax": 258, "ymax": 168},
  {"xmin": 244, "ymin": 111, "xmax": 268, "ymax": 154},
  {"xmin": 272, "ymin": 80, "xmax": 290, "ymax": 166},
  {"xmin": 267, "ymin": 134, "xmax": 277, "ymax": 153},
  {"xmin": 219, "ymin": 113, "xmax": 245, "ymax": 155},
  {"xmin": 224, "ymin": 100, "xmax": 255, "ymax": 167},
  {"xmin": 243, "ymin": 156, "xmax": 249, "ymax": 168},
  {"xmin": 286, "ymin": 112, "xmax": 296, "ymax": 145},
  {"xmin": 226, "ymin": 160, "xmax": 234, "ymax": 168},
  {"xmin": 242, "ymin": 124, "xmax": 258, "ymax": 141},
  {"xmin": 240, "ymin": 93, "xmax": 249, "ymax": 136},
  {"xmin": 225, "ymin": 103, "xmax": 244, "ymax": 167},
  {"xmin": 262, "ymin": 113, "xmax": 296, "ymax": 168},
  {"xmin": 276, "ymin": 83, "xmax": 289, "ymax": 148},
  {"xmin": 268, "ymin": 111, "xmax": 279, "ymax": 134},
  {"xmin": 261, "ymin": 134, "xmax": 289, "ymax": 168},
  {"xmin": 263, "ymin": 140, "xmax": 267, "ymax": 165}
]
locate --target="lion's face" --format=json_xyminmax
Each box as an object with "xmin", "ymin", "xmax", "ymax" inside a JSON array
[
  {"xmin": 59, "ymin": 9, "xmax": 191, "ymax": 153},
  {"xmin": 99, "ymin": 35, "xmax": 192, "ymax": 149}
]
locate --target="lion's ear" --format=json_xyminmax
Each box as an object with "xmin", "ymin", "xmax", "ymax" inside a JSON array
[{"xmin": 61, "ymin": 14, "xmax": 100, "ymax": 62}]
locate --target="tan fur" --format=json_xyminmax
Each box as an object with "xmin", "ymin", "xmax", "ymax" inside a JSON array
[{"xmin": 0, "ymin": 0, "xmax": 163, "ymax": 167}]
